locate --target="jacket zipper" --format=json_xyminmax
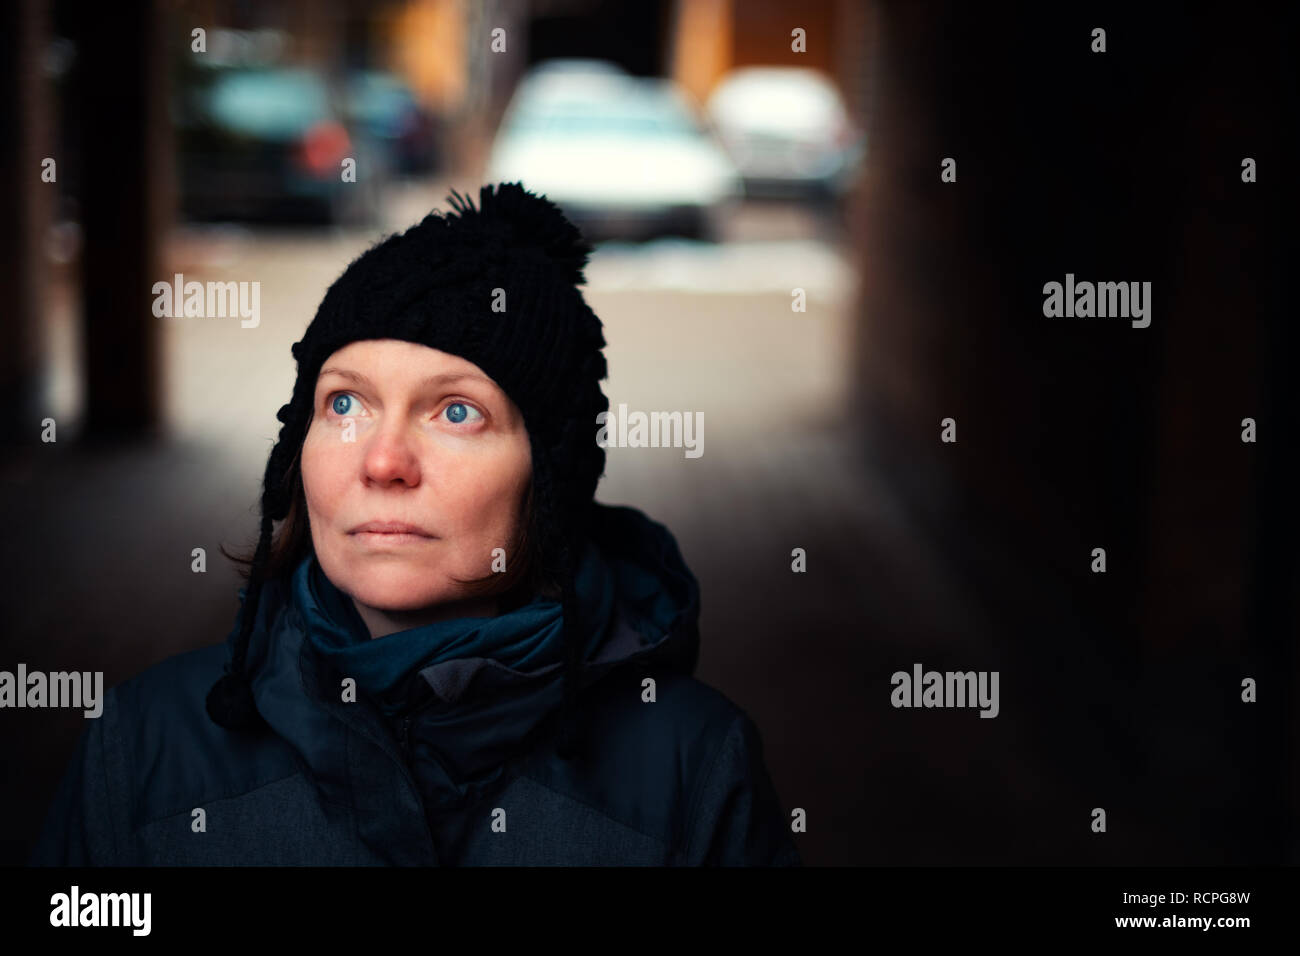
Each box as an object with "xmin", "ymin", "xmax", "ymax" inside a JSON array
[
  {"xmin": 299, "ymin": 618, "xmax": 442, "ymax": 862},
  {"xmin": 399, "ymin": 714, "xmax": 413, "ymax": 761},
  {"xmin": 397, "ymin": 694, "xmax": 440, "ymax": 764}
]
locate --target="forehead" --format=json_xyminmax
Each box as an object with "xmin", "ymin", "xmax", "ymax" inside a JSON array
[{"xmin": 317, "ymin": 339, "xmax": 493, "ymax": 385}]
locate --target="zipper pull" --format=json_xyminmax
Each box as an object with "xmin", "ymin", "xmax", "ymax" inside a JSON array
[
  {"xmin": 397, "ymin": 695, "xmax": 437, "ymax": 763},
  {"xmin": 398, "ymin": 714, "xmax": 413, "ymax": 760}
]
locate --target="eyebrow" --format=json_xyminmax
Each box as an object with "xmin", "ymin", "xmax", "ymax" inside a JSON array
[{"xmin": 317, "ymin": 367, "xmax": 495, "ymax": 392}]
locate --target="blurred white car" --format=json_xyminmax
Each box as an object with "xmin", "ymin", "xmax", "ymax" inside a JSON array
[
  {"xmin": 706, "ymin": 66, "xmax": 865, "ymax": 200},
  {"xmin": 486, "ymin": 64, "xmax": 741, "ymax": 241}
]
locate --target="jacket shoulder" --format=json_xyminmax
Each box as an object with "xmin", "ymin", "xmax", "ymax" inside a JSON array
[
  {"xmin": 593, "ymin": 661, "xmax": 744, "ymax": 727},
  {"xmin": 521, "ymin": 664, "xmax": 798, "ymax": 864},
  {"xmin": 108, "ymin": 644, "xmax": 304, "ymax": 826}
]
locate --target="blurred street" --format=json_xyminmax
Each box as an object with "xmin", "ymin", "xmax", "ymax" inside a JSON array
[{"xmin": 6, "ymin": 172, "xmax": 1122, "ymax": 866}]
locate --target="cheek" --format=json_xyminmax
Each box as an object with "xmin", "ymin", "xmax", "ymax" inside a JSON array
[
  {"xmin": 300, "ymin": 429, "xmax": 349, "ymax": 526},
  {"xmin": 446, "ymin": 448, "xmax": 531, "ymax": 540}
]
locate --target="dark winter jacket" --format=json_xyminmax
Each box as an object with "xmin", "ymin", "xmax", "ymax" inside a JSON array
[{"xmin": 28, "ymin": 503, "xmax": 801, "ymax": 866}]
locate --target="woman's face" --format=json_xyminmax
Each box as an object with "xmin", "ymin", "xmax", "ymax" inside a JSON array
[{"xmin": 301, "ymin": 339, "xmax": 532, "ymax": 620}]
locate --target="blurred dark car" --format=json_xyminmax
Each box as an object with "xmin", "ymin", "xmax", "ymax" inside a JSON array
[
  {"xmin": 174, "ymin": 66, "xmax": 385, "ymax": 226},
  {"xmin": 485, "ymin": 60, "xmax": 741, "ymax": 242},
  {"xmin": 343, "ymin": 70, "xmax": 442, "ymax": 177}
]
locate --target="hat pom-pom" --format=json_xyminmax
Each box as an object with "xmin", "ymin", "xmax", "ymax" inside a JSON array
[
  {"xmin": 446, "ymin": 182, "xmax": 592, "ymax": 287},
  {"xmin": 205, "ymin": 672, "xmax": 265, "ymax": 731}
]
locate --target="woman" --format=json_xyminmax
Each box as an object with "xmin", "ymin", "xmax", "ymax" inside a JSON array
[{"xmin": 30, "ymin": 183, "xmax": 800, "ymax": 866}]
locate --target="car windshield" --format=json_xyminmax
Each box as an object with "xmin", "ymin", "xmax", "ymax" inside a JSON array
[
  {"xmin": 347, "ymin": 78, "xmax": 415, "ymax": 126},
  {"xmin": 517, "ymin": 105, "xmax": 702, "ymax": 138},
  {"xmin": 507, "ymin": 95, "xmax": 702, "ymax": 138},
  {"xmin": 207, "ymin": 70, "xmax": 332, "ymax": 137}
]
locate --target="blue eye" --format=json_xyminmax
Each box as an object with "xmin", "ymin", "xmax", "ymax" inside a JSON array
[
  {"xmin": 331, "ymin": 394, "xmax": 355, "ymax": 416},
  {"xmin": 444, "ymin": 402, "xmax": 482, "ymax": 425}
]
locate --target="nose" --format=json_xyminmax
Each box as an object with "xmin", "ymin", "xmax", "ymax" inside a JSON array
[{"xmin": 361, "ymin": 417, "xmax": 421, "ymax": 488}]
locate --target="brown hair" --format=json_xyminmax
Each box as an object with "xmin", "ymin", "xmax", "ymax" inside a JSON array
[{"xmin": 219, "ymin": 431, "xmax": 561, "ymax": 615}]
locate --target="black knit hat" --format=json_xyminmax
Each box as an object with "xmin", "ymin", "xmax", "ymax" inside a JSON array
[{"xmin": 205, "ymin": 182, "xmax": 610, "ymax": 761}]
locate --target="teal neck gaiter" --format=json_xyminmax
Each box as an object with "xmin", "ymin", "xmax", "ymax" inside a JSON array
[{"xmin": 294, "ymin": 542, "xmax": 616, "ymax": 717}]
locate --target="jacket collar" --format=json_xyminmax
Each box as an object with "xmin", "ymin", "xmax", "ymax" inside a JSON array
[{"xmin": 226, "ymin": 503, "xmax": 702, "ymax": 819}]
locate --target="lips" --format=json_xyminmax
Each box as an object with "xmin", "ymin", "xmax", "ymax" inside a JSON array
[{"xmin": 350, "ymin": 520, "xmax": 436, "ymax": 537}]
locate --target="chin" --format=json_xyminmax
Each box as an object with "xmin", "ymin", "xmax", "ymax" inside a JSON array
[{"xmin": 336, "ymin": 562, "xmax": 458, "ymax": 613}]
